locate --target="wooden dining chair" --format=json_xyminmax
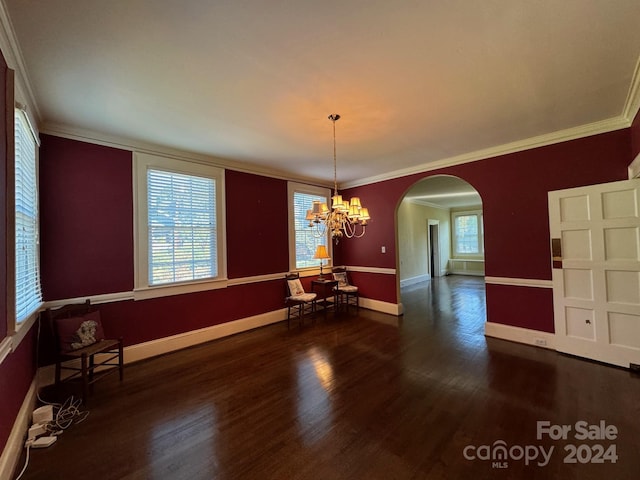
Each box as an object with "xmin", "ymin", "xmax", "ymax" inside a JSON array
[
  {"xmin": 332, "ymin": 266, "xmax": 359, "ymax": 314},
  {"xmin": 45, "ymin": 299, "xmax": 123, "ymax": 403},
  {"xmin": 285, "ymin": 272, "xmax": 317, "ymax": 328}
]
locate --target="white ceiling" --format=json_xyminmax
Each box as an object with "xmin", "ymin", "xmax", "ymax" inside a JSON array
[{"xmin": 4, "ymin": 1, "xmax": 640, "ymax": 188}]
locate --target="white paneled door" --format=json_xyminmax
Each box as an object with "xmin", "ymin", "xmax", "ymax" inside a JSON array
[{"xmin": 549, "ymin": 179, "xmax": 640, "ymax": 368}]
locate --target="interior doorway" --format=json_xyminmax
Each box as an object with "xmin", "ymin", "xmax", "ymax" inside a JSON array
[
  {"xmin": 397, "ymin": 174, "xmax": 485, "ymax": 312},
  {"xmin": 428, "ymin": 220, "xmax": 440, "ymax": 277}
]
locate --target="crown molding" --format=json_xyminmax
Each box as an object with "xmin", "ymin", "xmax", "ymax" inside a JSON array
[
  {"xmin": 344, "ymin": 54, "xmax": 640, "ymax": 190},
  {"xmin": 622, "ymin": 55, "xmax": 640, "ymax": 124},
  {"xmin": 41, "ymin": 122, "xmax": 333, "ymax": 189},
  {"xmin": 404, "ymin": 198, "xmax": 451, "ymax": 210},
  {"xmin": 341, "ymin": 115, "xmax": 629, "ymax": 189},
  {"xmin": 0, "ymin": 0, "xmax": 41, "ymax": 121}
]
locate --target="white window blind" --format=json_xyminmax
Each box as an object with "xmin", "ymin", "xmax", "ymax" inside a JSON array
[
  {"xmin": 293, "ymin": 191, "xmax": 328, "ymax": 269},
  {"xmin": 15, "ymin": 109, "xmax": 42, "ymax": 322},
  {"xmin": 147, "ymin": 169, "xmax": 217, "ymax": 285}
]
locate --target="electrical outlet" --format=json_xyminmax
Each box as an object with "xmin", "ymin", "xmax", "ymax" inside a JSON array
[
  {"xmin": 381, "ymin": 246, "xmax": 386, "ymax": 253},
  {"xmin": 534, "ymin": 338, "xmax": 547, "ymax": 347}
]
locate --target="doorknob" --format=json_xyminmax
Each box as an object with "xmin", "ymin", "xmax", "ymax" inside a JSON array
[{"xmin": 585, "ymin": 319, "xmax": 591, "ymax": 325}]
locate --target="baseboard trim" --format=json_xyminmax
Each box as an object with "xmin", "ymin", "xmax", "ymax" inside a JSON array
[
  {"xmin": 449, "ymin": 270, "xmax": 485, "ymax": 277},
  {"xmin": 0, "ymin": 377, "xmax": 37, "ymax": 480},
  {"xmin": 400, "ymin": 274, "xmax": 430, "ymax": 288},
  {"xmin": 125, "ymin": 308, "xmax": 287, "ymax": 364},
  {"xmin": 484, "ymin": 321, "xmax": 556, "ymax": 350},
  {"xmin": 361, "ymin": 297, "xmax": 403, "ymax": 316},
  {"xmin": 38, "ymin": 298, "xmax": 404, "ymax": 387},
  {"xmin": 485, "ymin": 276, "xmax": 553, "ymax": 288},
  {"xmin": 38, "ymin": 308, "xmax": 289, "ymax": 386}
]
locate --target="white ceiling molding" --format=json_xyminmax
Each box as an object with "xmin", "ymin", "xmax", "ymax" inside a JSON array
[
  {"xmin": 41, "ymin": 122, "xmax": 333, "ymax": 189},
  {"xmin": 0, "ymin": 1, "xmax": 40, "ymax": 122},
  {"xmin": 341, "ymin": 115, "xmax": 629, "ymax": 190},
  {"xmin": 404, "ymin": 198, "xmax": 451, "ymax": 211},
  {"xmin": 622, "ymin": 55, "xmax": 640, "ymax": 124},
  {"xmin": 4, "ymin": 2, "xmax": 640, "ymax": 193}
]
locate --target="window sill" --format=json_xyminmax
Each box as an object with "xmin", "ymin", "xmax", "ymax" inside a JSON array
[
  {"xmin": 1, "ymin": 307, "xmax": 40, "ymax": 366},
  {"xmin": 133, "ymin": 277, "xmax": 229, "ymax": 300}
]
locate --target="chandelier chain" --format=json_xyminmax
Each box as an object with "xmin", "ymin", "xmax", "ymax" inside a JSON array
[
  {"xmin": 330, "ymin": 114, "xmax": 339, "ymax": 196},
  {"xmin": 305, "ymin": 113, "xmax": 370, "ymax": 243}
]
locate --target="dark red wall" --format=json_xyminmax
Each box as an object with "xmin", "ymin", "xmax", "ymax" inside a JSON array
[
  {"xmin": 485, "ymin": 284, "xmax": 555, "ymax": 333},
  {"xmin": 39, "ymin": 135, "xmax": 133, "ymax": 299},
  {"xmin": 342, "ymin": 129, "xmax": 631, "ymax": 279},
  {"xmin": 97, "ymin": 280, "xmax": 285, "ymax": 346},
  {"xmin": 0, "ymin": 55, "xmax": 36, "ymax": 460},
  {"xmin": 632, "ymin": 108, "xmax": 640, "ymax": 160},
  {"xmin": 38, "ymin": 128, "xmax": 633, "ymax": 339},
  {"xmin": 0, "ymin": 51, "xmax": 7, "ymax": 340},
  {"xmin": 0, "ymin": 333, "xmax": 36, "ymax": 452},
  {"xmin": 0, "ymin": 47, "xmax": 12, "ymax": 456},
  {"xmin": 225, "ymin": 170, "xmax": 289, "ymax": 278},
  {"xmin": 37, "ymin": 137, "xmax": 294, "ymax": 348},
  {"xmin": 341, "ymin": 129, "xmax": 632, "ymax": 332},
  {"xmin": 3, "ymin": 109, "xmax": 636, "ymax": 457}
]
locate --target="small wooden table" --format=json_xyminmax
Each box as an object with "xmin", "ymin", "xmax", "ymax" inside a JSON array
[{"xmin": 311, "ymin": 279, "xmax": 338, "ymax": 318}]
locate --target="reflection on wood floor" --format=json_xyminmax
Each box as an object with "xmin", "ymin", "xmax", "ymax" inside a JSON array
[{"xmin": 20, "ymin": 275, "xmax": 640, "ymax": 479}]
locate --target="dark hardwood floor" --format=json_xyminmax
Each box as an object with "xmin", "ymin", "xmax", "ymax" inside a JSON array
[{"xmin": 17, "ymin": 275, "xmax": 640, "ymax": 479}]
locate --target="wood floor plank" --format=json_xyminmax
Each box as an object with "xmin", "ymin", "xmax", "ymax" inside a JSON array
[{"xmin": 16, "ymin": 276, "xmax": 640, "ymax": 479}]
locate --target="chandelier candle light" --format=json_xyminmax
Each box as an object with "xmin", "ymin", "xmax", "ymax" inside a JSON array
[{"xmin": 306, "ymin": 114, "xmax": 371, "ymax": 243}]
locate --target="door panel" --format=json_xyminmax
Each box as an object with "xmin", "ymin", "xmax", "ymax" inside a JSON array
[{"xmin": 549, "ymin": 178, "xmax": 640, "ymax": 368}]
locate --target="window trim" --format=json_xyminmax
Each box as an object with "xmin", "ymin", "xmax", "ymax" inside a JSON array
[
  {"xmin": 287, "ymin": 182, "xmax": 332, "ymax": 273},
  {"xmin": 133, "ymin": 152, "xmax": 227, "ymax": 300},
  {"xmin": 452, "ymin": 210, "xmax": 484, "ymax": 257},
  {"xmin": 9, "ymin": 106, "xmax": 42, "ymax": 347}
]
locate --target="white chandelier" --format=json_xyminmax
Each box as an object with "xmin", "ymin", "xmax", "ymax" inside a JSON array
[{"xmin": 306, "ymin": 114, "xmax": 371, "ymax": 243}]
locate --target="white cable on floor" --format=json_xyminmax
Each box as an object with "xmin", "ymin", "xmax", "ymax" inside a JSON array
[{"xmin": 14, "ymin": 445, "xmax": 30, "ymax": 480}]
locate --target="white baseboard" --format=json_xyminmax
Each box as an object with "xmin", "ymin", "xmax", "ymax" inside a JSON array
[
  {"xmin": 449, "ymin": 270, "xmax": 485, "ymax": 276},
  {"xmin": 0, "ymin": 377, "xmax": 37, "ymax": 480},
  {"xmin": 484, "ymin": 321, "xmax": 556, "ymax": 350},
  {"xmin": 124, "ymin": 308, "xmax": 287, "ymax": 364},
  {"xmin": 38, "ymin": 308, "xmax": 289, "ymax": 385},
  {"xmin": 360, "ymin": 297, "xmax": 403, "ymax": 316},
  {"xmin": 399, "ymin": 274, "xmax": 430, "ymax": 288},
  {"xmin": 38, "ymin": 298, "xmax": 404, "ymax": 388}
]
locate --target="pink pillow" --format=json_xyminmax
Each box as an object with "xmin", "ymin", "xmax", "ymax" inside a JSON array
[{"xmin": 55, "ymin": 310, "xmax": 105, "ymax": 353}]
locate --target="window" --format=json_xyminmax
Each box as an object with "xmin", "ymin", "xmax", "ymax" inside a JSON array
[
  {"xmin": 135, "ymin": 153, "xmax": 226, "ymax": 297},
  {"xmin": 453, "ymin": 211, "xmax": 484, "ymax": 255},
  {"xmin": 288, "ymin": 182, "xmax": 331, "ymax": 270},
  {"xmin": 147, "ymin": 169, "xmax": 217, "ymax": 285},
  {"xmin": 14, "ymin": 109, "xmax": 42, "ymax": 323}
]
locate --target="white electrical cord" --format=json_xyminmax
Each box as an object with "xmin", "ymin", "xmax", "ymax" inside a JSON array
[
  {"xmin": 15, "ymin": 397, "xmax": 89, "ymax": 479},
  {"xmin": 14, "ymin": 445, "xmax": 30, "ymax": 480},
  {"xmin": 17, "ymin": 316, "xmax": 90, "ymax": 478}
]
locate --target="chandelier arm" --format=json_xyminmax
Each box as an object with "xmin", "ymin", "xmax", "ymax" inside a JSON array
[
  {"xmin": 310, "ymin": 221, "xmax": 326, "ymax": 238},
  {"xmin": 353, "ymin": 225, "xmax": 366, "ymax": 238},
  {"xmin": 343, "ymin": 218, "xmax": 356, "ymax": 238}
]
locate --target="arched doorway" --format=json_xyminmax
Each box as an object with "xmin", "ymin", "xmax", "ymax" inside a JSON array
[{"xmin": 396, "ymin": 175, "xmax": 485, "ymax": 316}]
